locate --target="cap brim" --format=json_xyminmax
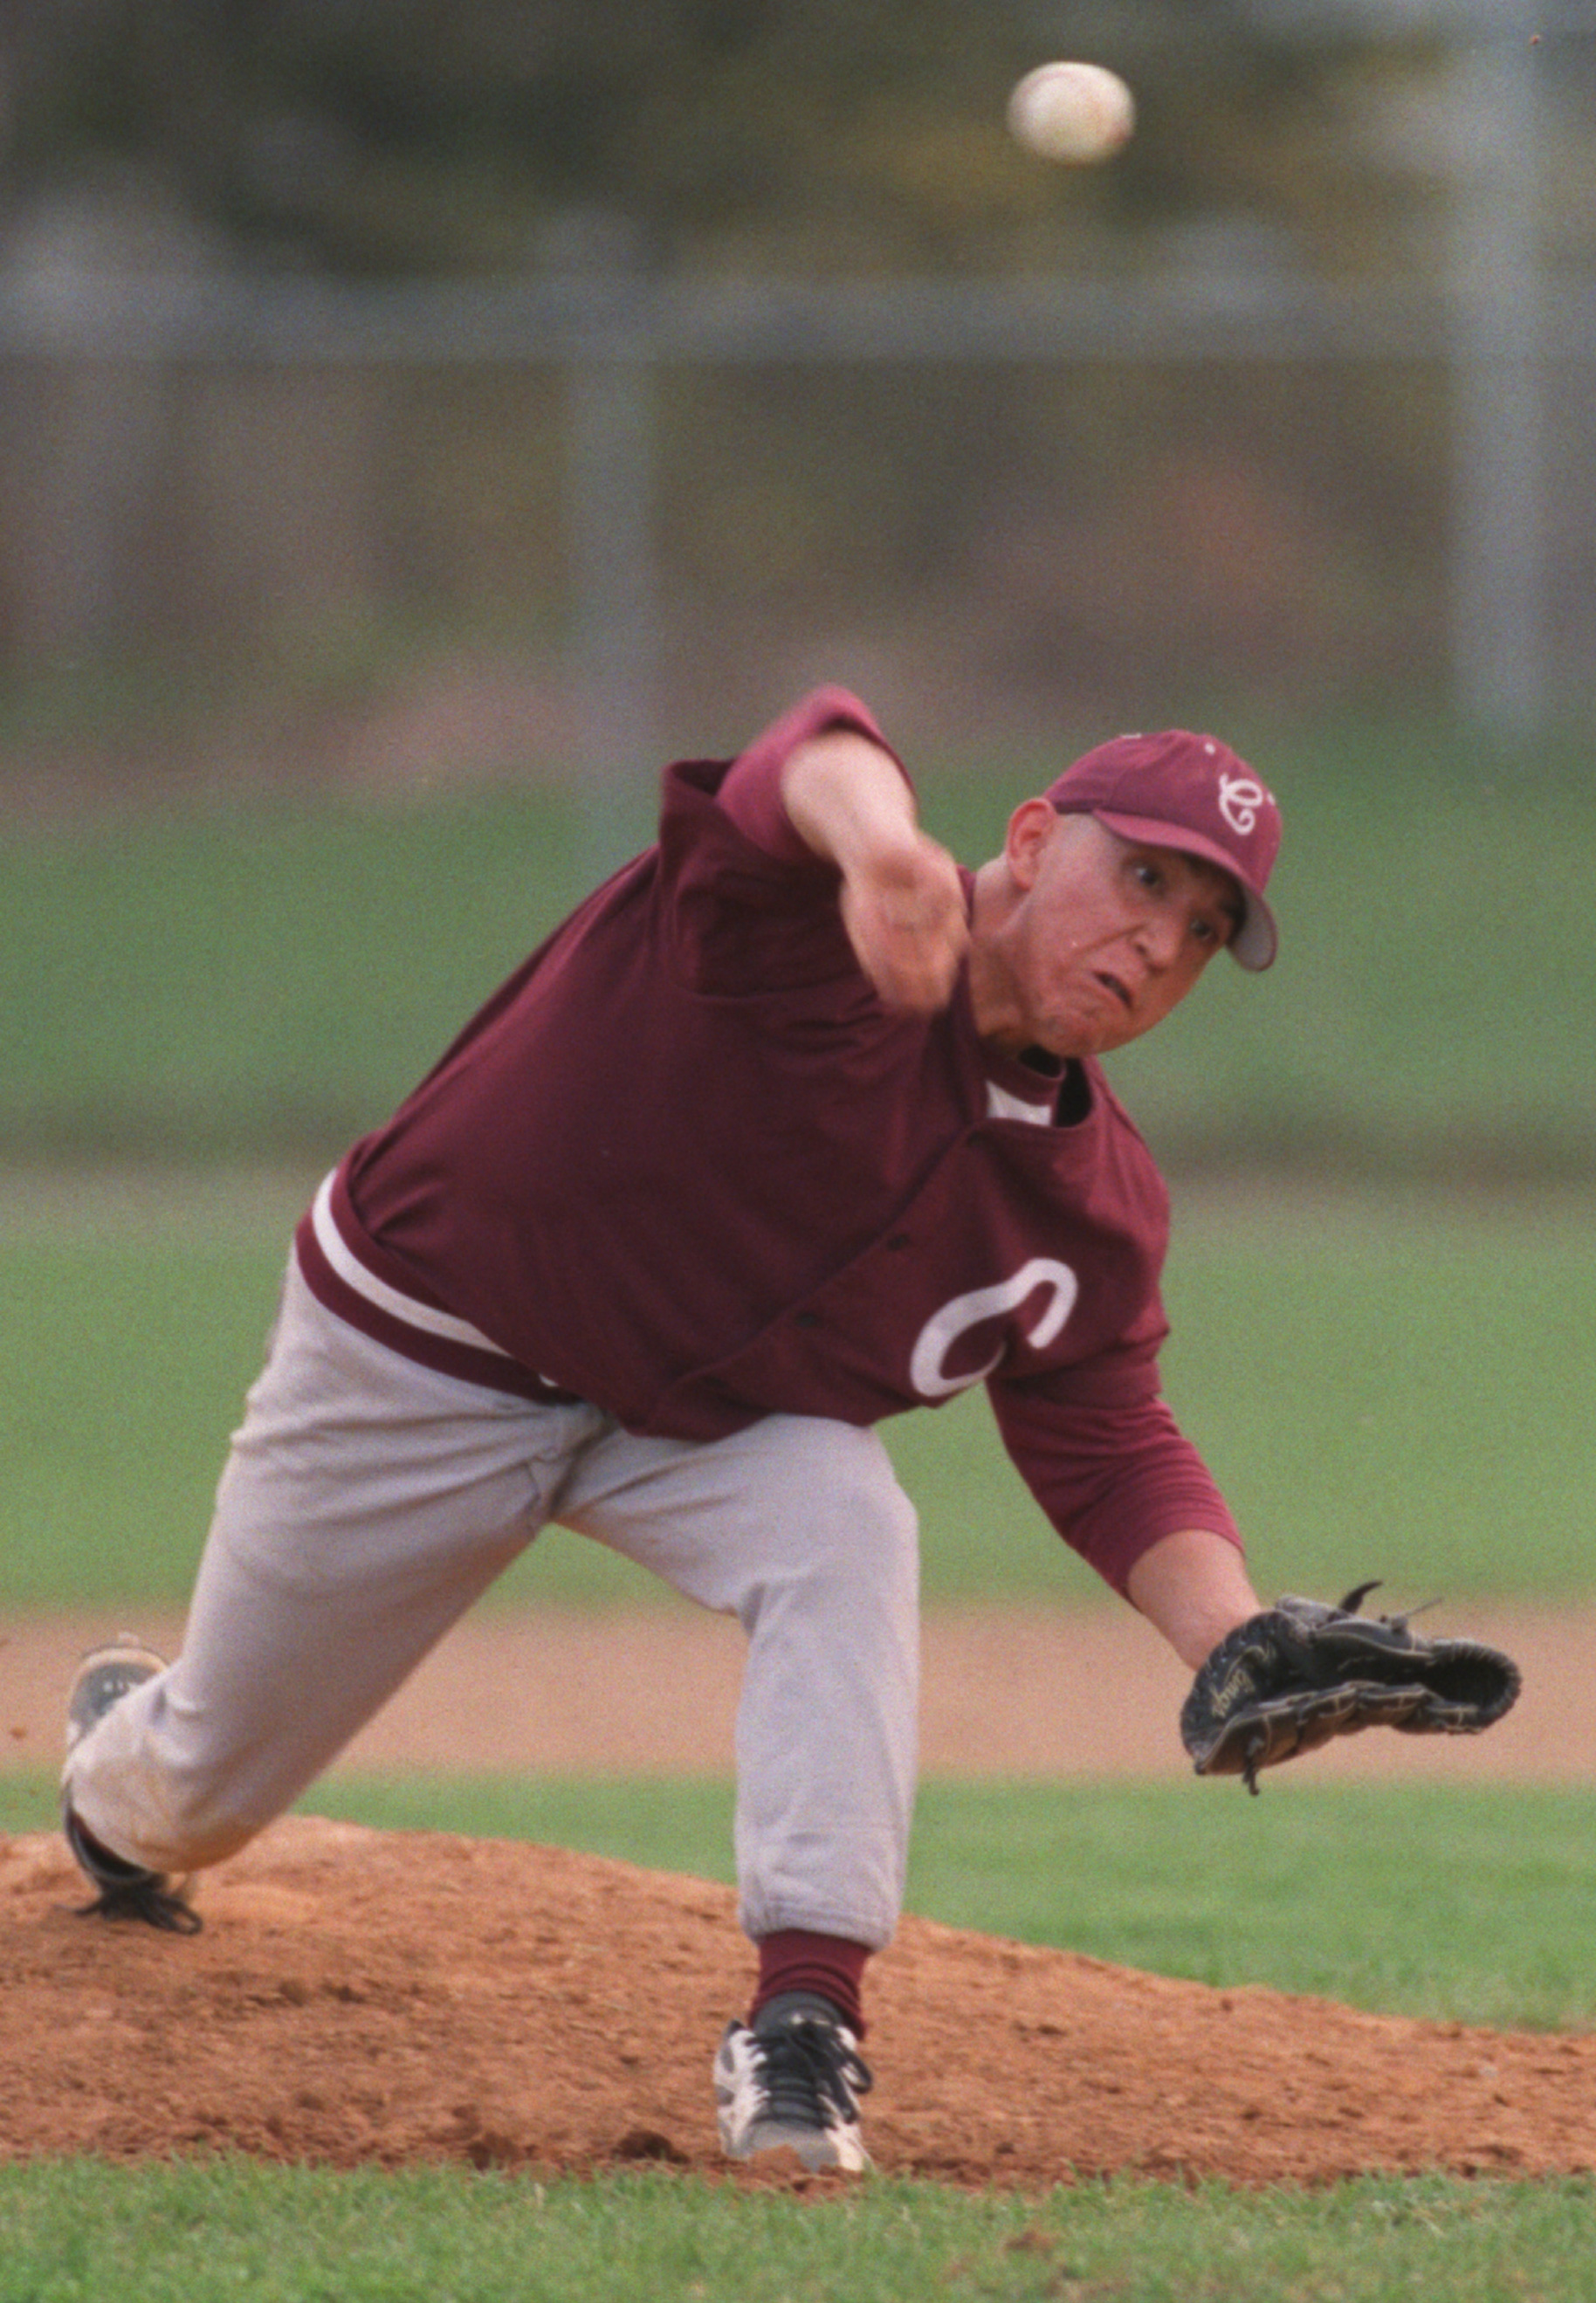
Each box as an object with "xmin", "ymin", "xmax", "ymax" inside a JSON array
[{"xmin": 1091, "ymin": 808, "xmax": 1278, "ymax": 971}]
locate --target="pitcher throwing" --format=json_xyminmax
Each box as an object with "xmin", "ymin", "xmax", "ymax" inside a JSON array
[{"xmin": 65, "ymin": 685, "xmax": 1288, "ymax": 2172}]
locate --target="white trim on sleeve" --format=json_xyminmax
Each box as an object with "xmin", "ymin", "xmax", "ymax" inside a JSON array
[{"xmin": 310, "ymin": 1172, "xmax": 512, "ymax": 1358}]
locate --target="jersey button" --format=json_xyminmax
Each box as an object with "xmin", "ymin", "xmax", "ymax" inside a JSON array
[
  {"xmin": 886, "ymin": 1234, "xmax": 911, "ymax": 1250},
  {"xmin": 793, "ymin": 1311, "xmax": 821, "ymax": 1330}
]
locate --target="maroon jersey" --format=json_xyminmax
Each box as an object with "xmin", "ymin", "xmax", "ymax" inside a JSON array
[{"xmin": 295, "ymin": 688, "xmax": 1240, "ymax": 1592}]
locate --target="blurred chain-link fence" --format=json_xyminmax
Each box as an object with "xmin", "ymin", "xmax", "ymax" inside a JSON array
[
  {"xmin": 0, "ymin": 251, "xmax": 1585, "ymax": 806},
  {"xmin": 0, "ymin": 3, "xmax": 1588, "ymax": 808}
]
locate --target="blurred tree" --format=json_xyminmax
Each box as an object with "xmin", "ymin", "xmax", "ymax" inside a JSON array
[{"xmin": 0, "ymin": 0, "xmax": 1414, "ymax": 277}]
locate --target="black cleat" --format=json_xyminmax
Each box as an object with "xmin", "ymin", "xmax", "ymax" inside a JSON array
[
  {"xmin": 713, "ymin": 1994, "xmax": 872, "ymax": 2171},
  {"xmin": 63, "ymin": 1636, "xmax": 200, "ymax": 1935}
]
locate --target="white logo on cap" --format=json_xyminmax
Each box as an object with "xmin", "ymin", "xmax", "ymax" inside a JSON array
[{"xmin": 1218, "ymin": 773, "xmax": 1267, "ymax": 839}]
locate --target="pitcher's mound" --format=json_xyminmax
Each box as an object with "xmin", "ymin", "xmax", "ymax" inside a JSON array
[{"xmin": 4, "ymin": 1815, "xmax": 1594, "ymax": 2188}]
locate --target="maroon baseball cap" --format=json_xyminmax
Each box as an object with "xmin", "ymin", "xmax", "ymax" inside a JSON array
[{"xmin": 1045, "ymin": 730, "xmax": 1281, "ymax": 970}]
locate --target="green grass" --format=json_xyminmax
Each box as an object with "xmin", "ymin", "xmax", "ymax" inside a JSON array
[
  {"xmin": 0, "ymin": 789, "xmax": 597, "ymax": 1164},
  {"xmin": 3, "ymin": 1173, "xmax": 1591, "ymax": 1607},
  {"xmin": 5, "ymin": 715, "xmax": 1596, "ymax": 1172},
  {"xmin": 1153, "ymin": 1185, "xmax": 1596, "ymax": 1601},
  {"xmin": 6, "ymin": 2158, "xmax": 1596, "ymax": 2303}
]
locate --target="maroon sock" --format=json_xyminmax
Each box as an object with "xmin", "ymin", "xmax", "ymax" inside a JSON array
[{"xmin": 751, "ymin": 1929, "xmax": 871, "ymax": 2038}]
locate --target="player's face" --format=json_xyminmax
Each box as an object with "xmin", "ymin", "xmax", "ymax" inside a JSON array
[{"xmin": 976, "ymin": 808, "xmax": 1241, "ymax": 1060}]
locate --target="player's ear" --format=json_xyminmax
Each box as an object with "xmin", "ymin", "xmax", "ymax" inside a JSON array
[{"xmin": 1004, "ymin": 799, "xmax": 1058, "ymax": 890}]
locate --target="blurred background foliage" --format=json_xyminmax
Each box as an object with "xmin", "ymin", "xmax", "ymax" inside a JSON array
[
  {"xmin": 0, "ymin": 3, "xmax": 1583, "ymax": 739},
  {"xmin": 0, "ymin": 1, "xmax": 1455, "ymax": 278}
]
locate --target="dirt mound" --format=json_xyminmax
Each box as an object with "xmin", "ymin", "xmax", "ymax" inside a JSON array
[{"xmin": 4, "ymin": 1815, "xmax": 1595, "ymax": 2190}]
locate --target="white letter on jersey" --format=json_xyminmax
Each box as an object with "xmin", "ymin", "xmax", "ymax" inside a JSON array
[{"xmin": 909, "ymin": 1258, "xmax": 1079, "ymax": 1399}]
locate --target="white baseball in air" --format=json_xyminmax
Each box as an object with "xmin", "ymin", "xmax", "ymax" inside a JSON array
[{"xmin": 1007, "ymin": 61, "xmax": 1135, "ymax": 165}]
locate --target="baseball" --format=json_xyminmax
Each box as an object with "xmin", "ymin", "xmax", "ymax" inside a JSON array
[{"xmin": 1007, "ymin": 61, "xmax": 1135, "ymax": 165}]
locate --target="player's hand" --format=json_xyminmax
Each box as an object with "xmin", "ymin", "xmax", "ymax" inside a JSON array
[
  {"xmin": 838, "ymin": 835, "xmax": 969, "ymax": 1014},
  {"xmin": 781, "ymin": 729, "xmax": 969, "ymax": 1014}
]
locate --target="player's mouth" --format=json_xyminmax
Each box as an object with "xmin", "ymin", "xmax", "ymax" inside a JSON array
[{"xmin": 1093, "ymin": 969, "xmax": 1134, "ymax": 1013}]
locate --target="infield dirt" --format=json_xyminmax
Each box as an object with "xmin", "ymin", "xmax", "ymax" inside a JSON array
[{"xmin": 3, "ymin": 1603, "xmax": 1592, "ymax": 2189}]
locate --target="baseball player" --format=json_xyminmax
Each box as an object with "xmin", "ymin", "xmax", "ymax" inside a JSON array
[{"xmin": 62, "ymin": 685, "xmax": 1281, "ymax": 2173}]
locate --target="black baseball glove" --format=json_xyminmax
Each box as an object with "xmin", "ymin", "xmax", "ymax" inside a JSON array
[{"xmin": 1180, "ymin": 1581, "xmax": 1521, "ymax": 1795}]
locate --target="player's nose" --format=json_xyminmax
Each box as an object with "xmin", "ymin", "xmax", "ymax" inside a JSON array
[{"xmin": 1131, "ymin": 908, "xmax": 1182, "ymax": 971}]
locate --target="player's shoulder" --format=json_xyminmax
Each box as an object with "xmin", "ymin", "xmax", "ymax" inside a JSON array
[
  {"xmin": 1081, "ymin": 1057, "xmax": 1172, "ymax": 1221},
  {"xmin": 1082, "ymin": 1055, "xmax": 1158, "ymax": 1150}
]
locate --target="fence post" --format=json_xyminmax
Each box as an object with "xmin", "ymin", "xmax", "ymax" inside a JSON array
[
  {"xmin": 1447, "ymin": 31, "xmax": 1548, "ymax": 739},
  {"xmin": 566, "ymin": 336, "xmax": 661, "ymax": 870}
]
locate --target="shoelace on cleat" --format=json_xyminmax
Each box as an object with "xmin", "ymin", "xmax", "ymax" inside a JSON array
[
  {"xmin": 75, "ymin": 1878, "xmax": 203, "ymax": 1935},
  {"xmin": 752, "ymin": 2020, "xmax": 873, "ymax": 2127}
]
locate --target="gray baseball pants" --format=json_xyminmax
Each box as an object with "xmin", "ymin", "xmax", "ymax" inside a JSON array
[{"xmin": 63, "ymin": 1253, "xmax": 921, "ymax": 1952}]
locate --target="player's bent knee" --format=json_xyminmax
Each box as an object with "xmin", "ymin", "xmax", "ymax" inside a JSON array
[
  {"xmin": 735, "ymin": 1426, "xmax": 918, "ymax": 1644},
  {"xmin": 760, "ymin": 1421, "xmax": 917, "ymax": 1562}
]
